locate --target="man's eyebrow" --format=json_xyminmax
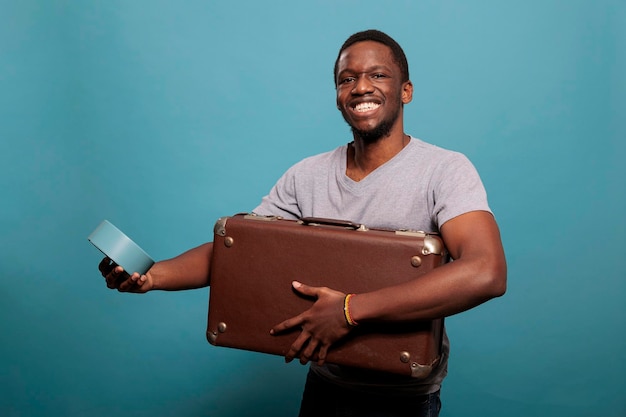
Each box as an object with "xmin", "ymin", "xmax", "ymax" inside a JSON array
[{"xmin": 338, "ymin": 65, "xmax": 393, "ymax": 75}]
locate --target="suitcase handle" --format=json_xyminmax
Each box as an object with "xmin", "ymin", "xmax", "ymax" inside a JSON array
[{"xmin": 299, "ymin": 217, "xmax": 367, "ymax": 231}]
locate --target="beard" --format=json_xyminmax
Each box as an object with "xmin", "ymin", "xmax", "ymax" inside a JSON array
[
  {"xmin": 341, "ymin": 101, "xmax": 402, "ymax": 144},
  {"xmin": 350, "ymin": 116, "xmax": 396, "ymax": 143}
]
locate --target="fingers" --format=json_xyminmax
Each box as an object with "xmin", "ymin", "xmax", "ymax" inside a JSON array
[
  {"xmin": 316, "ymin": 345, "xmax": 329, "ymax": 366},
  {"xmin": 98, "ymin": 257, "xmax": 116, "ymax": 276},
  {"xmin": 270, "ymin": 315, "xmax": 313, "ymax": 364},
  {"xmin": 298, "ymin": 338, "xmax": 319, "ymax": 365},
  {"xmin": 118, "ymin": 272, "xmax": 148, "ymax": 292},
  {"xmin": 99, "ymin": 256, "xmax": 150, "ymax": 293},
  {"xmin": 270, "ymin": 315, "xmax": 330, "ymax": 366},
  {"xmin": 104, "ymin": 264, "xmax": 127, "ymax": 289},
  {"xmin": 283, "ymin": 333, "xmax": 328, "ymax": 366},
  {"xmin": 101, "ymin": 261, "xmax": 143, "ymax": 292},
  {"xmin": 283, "ymin": 331, "xmax": 313, "ymax": 364},
  {"xmin": 270, "ymin": 315, "xmax": 303, "ymax": 335}
]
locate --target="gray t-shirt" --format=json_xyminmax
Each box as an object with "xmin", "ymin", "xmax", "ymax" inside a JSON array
[{"xmin": 253, "ymin": 136, "xmax": 492, "ymax": 395}]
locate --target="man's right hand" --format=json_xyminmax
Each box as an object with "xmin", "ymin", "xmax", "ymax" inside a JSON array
[{"xmin": 98, "ymin": 257, "xmax": 154, "ymax": 293}]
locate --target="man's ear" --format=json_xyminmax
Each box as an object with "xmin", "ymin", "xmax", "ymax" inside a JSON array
[{"xmin": 402, "ymin": 80, "xmax": 414, "ymax": 104}]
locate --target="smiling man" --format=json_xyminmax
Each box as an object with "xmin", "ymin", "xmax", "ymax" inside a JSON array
[
  {"xmin": 336, "ymin": 38, "xmax": 411, "ymax": 144},
  {"xmin": 101, "ymin": 30, "xmax": 507, "ymax": 417}
]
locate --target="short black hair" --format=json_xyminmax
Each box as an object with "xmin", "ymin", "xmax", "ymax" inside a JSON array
[{"xmin": 333, "ymin": 29, "xmax": 410, "ymax": 86}]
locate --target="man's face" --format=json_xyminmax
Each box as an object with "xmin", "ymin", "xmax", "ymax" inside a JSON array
[{"xmin": 335, "ymin": 41, "xmax": 412, "ymax": 142}]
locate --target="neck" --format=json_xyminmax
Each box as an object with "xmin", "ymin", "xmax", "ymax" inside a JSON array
[{"xmin": 347, "ymin": 131, "xmax": 409, "ymax": 182}]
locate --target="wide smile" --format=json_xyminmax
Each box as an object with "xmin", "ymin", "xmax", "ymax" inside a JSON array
[{"xmin": 350, "ymin": 101, "xmax": 381, "ymax": 117}]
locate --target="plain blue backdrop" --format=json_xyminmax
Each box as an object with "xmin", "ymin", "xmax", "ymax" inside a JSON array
[{"xmin": 1, "ymin": 1, "xmax": 624, "ymax": 416}]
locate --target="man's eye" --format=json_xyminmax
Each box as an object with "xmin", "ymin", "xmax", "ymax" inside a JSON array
[
  {"xmin": 372, "ymin": 73, "xmax": 386, "ymax": 79},
  {"xmin": 340, "ymin": 77, "xmax": 355, "ymax": 84}
]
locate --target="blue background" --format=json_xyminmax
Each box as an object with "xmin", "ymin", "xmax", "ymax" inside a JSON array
[{"xmin": 1, "ymin": 1, "xmax": 624, "ymax": 416}]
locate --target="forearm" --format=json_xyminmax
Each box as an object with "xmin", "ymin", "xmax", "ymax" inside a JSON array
[
  {"xmin": 349, "ymin": 256, "xmax": 506, "ymax": 323},
  {"xmin": 148, "ymin": 242, "xmax": 213, "ymax": 291},
  {"xmin": 348, "ymin": 211, "xmax": 508, "ymax": 323}
]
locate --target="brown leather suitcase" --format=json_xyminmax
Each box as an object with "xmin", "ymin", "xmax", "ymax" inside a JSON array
[{"xmin": 206, "ymin": 213, "xmax": 448, "ymax": 378}]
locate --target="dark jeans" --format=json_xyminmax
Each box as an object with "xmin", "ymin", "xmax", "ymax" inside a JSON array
[{"xmin": 298, "ymin": 369, "xmax": 441, "ymax": 417}]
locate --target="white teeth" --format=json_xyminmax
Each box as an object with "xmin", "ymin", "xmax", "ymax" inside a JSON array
[{"xmin": 354, "ymin": 102, "xmax": 380, "ymax": 112}]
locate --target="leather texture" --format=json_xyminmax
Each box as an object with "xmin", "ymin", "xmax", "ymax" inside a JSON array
[{"xmin": 207, "ymin": 214, "xmax": 447, "ymax": 378}]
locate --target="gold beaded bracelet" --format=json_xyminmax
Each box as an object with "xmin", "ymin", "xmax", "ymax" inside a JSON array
[{"xmin": 343, "ymin": 293, "xmax": 358, "ymax": 327}]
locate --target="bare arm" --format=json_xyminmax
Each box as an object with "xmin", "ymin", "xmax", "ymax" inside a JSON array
[{"xmin": 100, "ymin": 242, "xmax": 214, "ymax": 292}]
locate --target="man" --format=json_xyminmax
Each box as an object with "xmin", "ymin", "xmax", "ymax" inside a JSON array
[{"xmin": 101, "ymin": 29, "xmax": 507, "ymax": 417}]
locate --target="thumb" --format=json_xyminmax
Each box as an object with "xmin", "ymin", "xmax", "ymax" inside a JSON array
[{"xmin": 292, "ymin": 280, "xmax": 318, "ymax": 297}]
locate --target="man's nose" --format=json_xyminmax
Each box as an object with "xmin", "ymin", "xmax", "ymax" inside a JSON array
[{"xmin": 352, "ymin": 77, "xmax": 374, "ymax": 94}]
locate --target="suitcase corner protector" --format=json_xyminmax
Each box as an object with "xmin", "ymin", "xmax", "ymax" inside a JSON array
[
  {"xmin": 206, "ymin": 329, "xmax": 218, "ymax": 345},
  {"xmin": 213, "ymin": 217, "xmax": 230, "ymax": 237},
  {"xmin": 207, "ymin": 321, "xmax": 227, "ymax": 345},
  {"xmin": 410, "ymin": 356, "xmax": 440, "ymax": 378}
]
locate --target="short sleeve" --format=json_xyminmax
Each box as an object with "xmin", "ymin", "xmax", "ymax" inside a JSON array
[
  {"xmin": 252, "ymin": 165, "xmax": 302, "ymax": 220},
  {"xmin": 431, "ymin": 152, "xmax": 491, "ymax": 228}
]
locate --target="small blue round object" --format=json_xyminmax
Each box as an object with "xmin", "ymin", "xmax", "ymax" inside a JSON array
[{"xmin": 88, "ymin": 220, "xmax": 155, "ymax": 275}]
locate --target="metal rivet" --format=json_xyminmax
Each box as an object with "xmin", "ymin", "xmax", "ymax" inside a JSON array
[
  {"xmin": 411, "ymin": 256, "xmax": 422, "ymax": 267},
  {"xmin": 224, "ymin": 237, "xmax": 234, "ymax": 247},
  {"xmin": 400, "ymin": 351, "xmax": 411, "ymax": 363},
  {"xmin": 218, "ymin": 322, "xmax": 227, "ymax": 333}
]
